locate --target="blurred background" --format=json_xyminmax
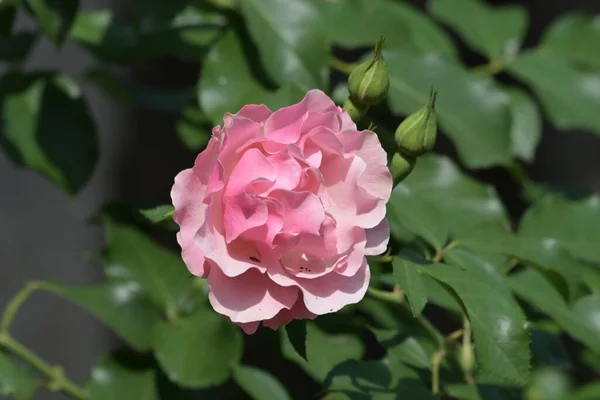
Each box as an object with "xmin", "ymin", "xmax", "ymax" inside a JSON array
[{"xmin": 1, "ymin": 0, "xmax": 599, "ymax": 399}]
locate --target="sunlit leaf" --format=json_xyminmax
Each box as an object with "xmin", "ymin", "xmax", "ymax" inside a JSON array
[
  {"xmin": 240, "ymin": 0, "xmax": 328, "ymax": 90},
  {"xmin": 508, "ymin": 269, "xmax": 600, "ymax": 353},
  {"xmin": 543, "ymin": 12, "xmax": 600, "ymax": 69},
  {"xmin": 44, "ymin": 282, "xmax": 160, "ymax": 351},
  {"xmin": 422, "ymin": 250, "xmax": 531, "ymax": 385},
  {"xmin": 86, "ymin": 357, "xmax": 158, "ymax": 400},
  {"xmin": 154, "ymin": 307, "xmax": 243, "ymax": 388},
  {"xmin": 386, "ymin": 50, "xmax": 512, "ymax": 167},
  {"xmin": 0, "ymin": 72, "xmax": 98, "ymax": 194},
  {"xmin": 103, "ymin": 219, "xmax": 191, "ymax": 319},
  {"xmin": 234, "ymin": 366, "xmax": 291, "ymax": 400},
  {"xmin": 429, "ymin": 0, "xmax": 527, "ymax": 60},
  {"xmin": 0, "ymin": 352, "xmax": 36, "ymax": 400},
  {"xmin": 506, "ymin": 87, "xmax": 542, "ymax": 162},
  {"xmin": 508, "ymin": 51, "xmax": 600, "ymax": 135}
]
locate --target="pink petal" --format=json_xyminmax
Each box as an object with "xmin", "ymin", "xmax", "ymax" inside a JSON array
[
  {"xmin": 264, "ymin": 90, "xmax": 338, "ymax": 144},
  {"xmin": 364, "ymin": 218, "xmax": 390, "ymax": 256},
  {"xmin": 220, "ymin": 116, "xmax": 265, "ymax": 176},
  {"xmin": 236, "ymin": 321, "xmax": 260, "ymax": 334},
  {"xmin": 223, "ymin": 148, "xmax": 276, "ymax": 242},
  {"xmin": 171, "ymin": 137, "xmax": 223, "ymax": 277},
  {"xmin": 236, "ymin": 104, "xmax": 272, "ymax": 123},
  {"xmin": 196, "ymin": 193, "xmax": 266, "ymax": 277},
  {"xmin": 262, "ymin": 299, "xmax": 316, "ymax": 330},
  {"xmin": 321, "ymin": 156, "xmax": 385, "ymax": 229},
  {"xmin": 338, "ymin": 129, "xmax": 392, "ymax": 201},
  {"xmin": 298, "ymin": 259, "xmax": 370, "ymax": 315},
  {"xmin": 208, "ymin": 266, "xmax": 299, "ymax": 323},
  {"xmin": 271, "ymin": 190, "xmax": 325, "ymax": 236}
]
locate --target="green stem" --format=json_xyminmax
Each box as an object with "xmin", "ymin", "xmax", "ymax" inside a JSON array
[
  {"xmin": 330, "ymin": 56, "xmax": 355, "ymax": 75},
  {"xmin": 432, "ymin": 240, "xmax": 460, "ymax": 263},
  {"xmin": 1, "ymin": 282, "xmax": 42, "ymax": 334},
  {"xmin": 0, "ymin": 334, "xmax": 86, "ymax": 399},
  {"xmin": 366, "ymin": 287, "xmax": 403, "ymax": 304},
  {"xmin": 1, "ymin": 283, "xmax": 86, "ymax": 399},
  {"xmin": 471, "ymin": 59, "xmax": 505, "ymax": 76},
  {"xmin": 431, "ymin": 349, "xmax": 446, "ymax": 395}
]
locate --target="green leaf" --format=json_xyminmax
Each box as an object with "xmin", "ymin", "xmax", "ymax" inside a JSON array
[
  {"xmin": 25, "ymin": 0, "xmax": 78, "ymax": 46},
  {"xmin": 325, "ymin": 358, "xmax": 435, "ymax": 400},
  {"xmin": 371, "ymin": 329, "xmax": 432, "ymax": 369},
  {"xmin": 85, "ymin": 68, "xmax": 194, "ymax": 111},
  {"xmin": 0, "ymin": 72, "xmax": 98, "ymax": 194},
  {"xmin": 458, "ymin": 223, "xmax": 583, "ymax": 302},
  {"xmin": 282, "ymin": 323, "xmax": 364, "ymax": 382},
  {"xmin": 240, "ymin": 0, "xmax": 328, "ymax": 90},
  {"xmin": 508, "ymin": 51, "xmax": 600, "ymax": 135},
  {"xmin": 199, "ymin": 30, "xmax": 271, "ymax": 123},
  {"xmin": 153, "ymin": 307, "xmax": 243, "ymax": 388},
  {"xmin": 386, "ymin": 50, "xmax": 512, "ymax": 168},
  {"xmin": 506, "ymin": 87, "xmax": 542, "ymax": 162},
  {"xmin": 317, "ymin": 0, "xmax": 456, "ymax": 56},
  {"xmin": 136, "ymin": 6, "xmax": 225, "ymax": 61},
  {"xmin": 573, "ymin": 382, "xmax": 600, "ymax": 400},
  {"xmin": 520, "ymin": 194, "xmax": 600, "ymax": 263},
  {"xmin": 573, "ymin": 293, "xmax": 600, "ymax": 336},
  {"xmin": 542, "ymin": 12, "xmax": 600, "ymax": 69},
  {"xmin": 69, "ymin": 10, "xmax": 135, "ymax": 62},
  {"xmin": 388, "ymin": 155, "xmax": 508, "ymax": 248},
  {"xmin": 103, "ymin": 219, "xmax": 191, "ymax": 319},
  {"xmin": 0, "ymin": 352, "xmax": 36, "ymax": 400},
  {"xmin": 392, "ymin": 251, "xmax": 429, "ymax": 316},
  {"xmin": 69, "ymin": 10, "xmax": 137, "ymax": 63},
  {"xmin": 86, "ymin": 357, "xmax": 158, "ymax": 400},
  {"xmin": 0, "ymin": 32, "xmax": 37, "ymax": 63},
  {"xmin": 428, "ymin": 0, "xmax": 527, "ymax": 61},
  {"xmin": 421, "ymin": 250, "xmax": 531, "ymax": 385},
  {"xmin": 176, "ymin": 106, "xmax": 212, "ymax": 151},
  {"xmin": 233, "ymin": 366, "xmax": 291, "ymax": 400},
  {"xmin": 508, "ymin": 269, "xmax": 600, "ymax": 353},
  {"xmin": 284, "ymin": 319, "xmax": 307, "ymax": 361},
  {"xmin": 44, "ymin": 282, "xmax": 160, "ymax": 351},
  {"xmin": 140, "ymin": 205, "xmax": 175, "ymax": 224},
  {"xmin": 530, "ymin": 321, "xmax": 572, "ymax": 369},
  {"xmin": 199, "ymin": 30, "xmax": 306, "ymax": 124}
]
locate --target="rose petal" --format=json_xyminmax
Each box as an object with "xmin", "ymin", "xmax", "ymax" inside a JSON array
[
  {"xmin": 236, "ymin": 104, "xmax": 272, "ymax": 123},
  {"xmin": 208, "ymin": 266, "xmax": 299, "ymax": 323},
  {"xmin": 364, "ymin": 218, "xmax": 390, "ymax": 256},
  {"xmin": 299, "ymin": 259, "xmax": 370, "ymax": 315}
]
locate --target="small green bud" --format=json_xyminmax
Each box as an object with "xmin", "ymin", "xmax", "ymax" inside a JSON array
[
  {"xmin": 390, "ymin": 152, "xmax": 416, "ymax": 184},
  {"xmin": 348, "ymin": 37, "xmax": 389, "ymax": 106},
  {"xmin": 394, "ymin": 89, "xmax": 438, "ymax": 157},
  {"xmin": 343, "ymin": 98, "xmax": 369, "ymax": 123}
]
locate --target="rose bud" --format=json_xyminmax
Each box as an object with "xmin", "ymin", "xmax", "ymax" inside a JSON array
[
  {"xmin": 348, "ymin": 37, "xmax": 389, "ymax": 106},
  {"xmin": 394, "ymin": 89, "xmax": 438, "ymax": 157}
]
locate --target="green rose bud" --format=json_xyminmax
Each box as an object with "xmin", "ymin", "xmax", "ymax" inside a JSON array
[
  {"xmin": 390, "ymin": 152, "xmax": 416, "ymax": 184},
  {"xmin": 348, "ymin": 37, "xmax": 389, "ymax": 106},
  {"xmin": 394, "ymin": 89, "xmax": 438, "ymax": 157},
  {"xmin": 343, "ymin": 98, "xmax": 369, "ymax": 123}
]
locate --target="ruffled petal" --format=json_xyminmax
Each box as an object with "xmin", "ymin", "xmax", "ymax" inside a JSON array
[
  {"xmin": 208, "ymin": 266, "xmax": 300, "ymax": 323},
  {"xmin": 364, "ymin": 218, "xmax": 390, "ymax": 256},
  {"xmin": 298, "ymin": 260, "xmax": 370, "ymax": 315}
]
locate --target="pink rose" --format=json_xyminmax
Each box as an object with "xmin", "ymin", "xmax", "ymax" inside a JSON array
[{"xmin": 171, "ymin": 90, "xmax": 392, "ymax": 334}]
